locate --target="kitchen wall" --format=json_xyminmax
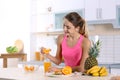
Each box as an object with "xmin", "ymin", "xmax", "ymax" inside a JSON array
[
  {"xmin": 30, "ymin": 0, "xmax": 120, "ymax": 64},
  {"xmin": 88, "ymin": 24, "xmax": 120, "ymax": 63},
  {"xmin": 31, "ymin": 24, "xmax": 120, "ymax": 64},
  {"xmin": 0, "ymin": 0, "xmax": 31, "ymax": 67},
  {"xmin": 89, "ymin": 24, "xmax": 120, "ymax": 35},
  {"xmin": 0, "ymin": 0, "xmax": 120, "ymax": 68}
]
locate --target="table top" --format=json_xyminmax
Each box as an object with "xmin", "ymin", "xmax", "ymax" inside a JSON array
[
  {"xmin": 0, "ymin": 53, "xmax": 26, "ymax": 56},
  {"xmin": 0, "ymin": 53, "xmax": 27, "ymax": 58},
  {"xmin": 0, "ymin": 66, "xmax": 115, "ymax": 80}
]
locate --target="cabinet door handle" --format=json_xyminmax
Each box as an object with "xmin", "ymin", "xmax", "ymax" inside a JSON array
[
  {"xmin": 96, "ymin": 8, "xmax": 99, "ymax": 19},
  {"xmin": 99, "ymin": 8, "xmax": 102, "ymax": 19}
]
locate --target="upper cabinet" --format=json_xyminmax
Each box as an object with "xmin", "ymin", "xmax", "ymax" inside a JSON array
[
  {"xmin": 31, "ymin": 0, "xmax": 85, "ymax": 32},
  {"xmin": 85, "ymin": 0, "xmax": 99, "ymax": 21},
  {"xmin": 116, "ymin": 5, "xmax": 120, "ymax": 27},
  {"xmin": 52, "ymin": 0, "xmax": 84, "ymax": 13},
  {"xmin": 31, "ymin": 0, "xmax": 120, "ymax": 32},
  {"xmin": 85, "ymin": 0, "xmax": 116, "ymax": 21},
  {"xmin": 99, "ymin": 0, "xmax": 116, "ymax": 20},
  {"xmin": 115, "ymin": 0, "xmax": 120, "ymax": 28},
  {"xmin": 54, "ymin": 10, "xmax": 84, "ymax": 30},
  {"xmin": 116, "ymin": 0, "xmax": 120, "ymax": 5},
  {"xmin": 53, "ymin": 0, "xmax": 85, "ymax": 30},
  {"xmin": 31, "ymin": 0, "xmax": 54, "ymax": 32}
]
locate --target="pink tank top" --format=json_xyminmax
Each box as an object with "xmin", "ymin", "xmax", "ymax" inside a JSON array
[{"xmin": 61, "ymin": 35, "xmax": 84, "ymax": 67}]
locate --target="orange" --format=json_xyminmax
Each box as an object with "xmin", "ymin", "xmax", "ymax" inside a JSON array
[
  {"xmin": 62, "ymin": 66, "xmax": 72, "ymax": 75},
  {"xmin": 43, "ymin": 48, "xmax": 51, "ymax": 54},
  {"xmin": 24, "ymin": 65, "xmax": 29, "ymax": 71},
  {"xmin": 29, "ymin": 66, "xmax": 35, "ymax": 71}
]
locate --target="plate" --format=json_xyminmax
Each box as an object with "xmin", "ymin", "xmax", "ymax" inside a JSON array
[{"xmin": 46, "ymin": 72, "xmax": 74, "ymax": 77}]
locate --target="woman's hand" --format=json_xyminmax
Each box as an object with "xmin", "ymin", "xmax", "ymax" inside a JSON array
[
  {"xmin": 48, "ymin": 66, "xmax": 61, "ymax": 72},
  {"xmin": 40, "ymin": 47, "xmax": 45, "ymax": 54},
  {"xmin": 110, "ymin": 76, "xmax": 120, "ymax": 80},
  {"xmin": 40, "ymin": 47, "xmax": 51, "ymax": 54}
]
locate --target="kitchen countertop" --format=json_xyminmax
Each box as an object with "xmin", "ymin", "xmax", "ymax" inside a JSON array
[
  {"xmin": 0, "ymin": 67, "xmax": 115, "ymax": 80},
  {"xmin": 18, "ymin": 61, "xmax": 65, "ymax": 68},
  {"xmin": 99, "ymin": 63, "xmax": 120, "ymax": 73},
  {"xmin": 19, "ymin": 61, "xmax": 120, "ymax": 69}
]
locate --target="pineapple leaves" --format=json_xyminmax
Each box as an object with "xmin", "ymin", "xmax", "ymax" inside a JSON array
[
  {"xmin": 89, "ymin": 40, "xmax": 101, "ymax": 58},
  {"xmin": 84, "ymin": 40, "xmax": 101, "ymax": 70}
]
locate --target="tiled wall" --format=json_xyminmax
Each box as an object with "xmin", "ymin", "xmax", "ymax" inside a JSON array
[
  {"xmin": 31, "ymin": 24, "xmax": 120, "ymax": 64},
  {"xmin": 88, "ymin": 24, "xmax": 120, "ymax": 63}
]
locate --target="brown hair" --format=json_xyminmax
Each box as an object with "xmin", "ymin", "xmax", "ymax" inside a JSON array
[{"xmin": 64, "ymin": 12, "xmax": 89, "ymax": 38}]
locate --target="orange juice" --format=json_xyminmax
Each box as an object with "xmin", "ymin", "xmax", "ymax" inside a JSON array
[
  {"xmin": 40, "ymin": 54, "xmax": 44, "ymax": 61},
  {"xmin": 44, "ymin": 61, "xmax": 51, "ymax": 73},
  {"xmin": 35, "ymin": 51, "xmax": 40, "ymax": 61}
]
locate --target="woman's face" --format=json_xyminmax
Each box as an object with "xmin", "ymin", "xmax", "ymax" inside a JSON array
[{"xmin": 63, "ymin": 19, "xmax": 77, "ymax": 36}]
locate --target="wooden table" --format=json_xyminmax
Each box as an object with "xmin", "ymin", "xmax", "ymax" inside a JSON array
[{"xmin": 0, "ymin": 53, "xmax": 27, "ymax": 68}]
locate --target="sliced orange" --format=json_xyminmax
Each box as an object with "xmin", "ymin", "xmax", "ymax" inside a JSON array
[
  {"xmin": 62, "ymin": 66, "xmax": 72, "ymax": 75},
  {"xmin": 43, "ymin": 48, "xmax": 51, "ymax": 54},
  {"xmin": 29, "ymin": 66, "xmax": 35, "ymax": 71},
  {"xmin": 24, "ymin": 65, "xmax": 29, "ymax": 71}
]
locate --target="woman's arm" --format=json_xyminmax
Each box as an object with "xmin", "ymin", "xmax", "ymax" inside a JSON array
[
  {"xmin": 45, "ymin": 34, "xmax": 64, "ymax": 65},
  {"xmin": 72, "ymin": 37, "xmax": 91, "ymax": 72}
]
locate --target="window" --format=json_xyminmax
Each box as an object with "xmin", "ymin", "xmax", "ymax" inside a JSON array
[{"xmin": 54, "ymin": 10, "xmax": 84, "ymax": 30}]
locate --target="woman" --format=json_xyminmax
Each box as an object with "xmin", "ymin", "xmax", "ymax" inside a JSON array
[
  {"xmin": 110, "ymin": 76, "xmax": 120, "ymax": 80},
  {"xmin": 41, "ymin": 12, "xmax": 91, "ymax": 72}
]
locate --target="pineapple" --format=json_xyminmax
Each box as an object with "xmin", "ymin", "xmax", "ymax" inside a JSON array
[{"xmin": 84, "ymin": 39, "xmax": 101, "ymax": 70}]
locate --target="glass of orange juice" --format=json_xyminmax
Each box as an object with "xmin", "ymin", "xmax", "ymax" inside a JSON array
[
  {"xmin": 44, "ymin": 61, "xmax": 51, "ymax": 73},
  {"xmin": 35, "ymin": 51, "xmax": 40, "ymax": 61}
]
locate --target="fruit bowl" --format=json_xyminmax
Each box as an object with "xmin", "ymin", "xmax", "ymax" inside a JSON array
[{"xmin": 23, "ymin": 65, "xmax": 39, "ymax": 72}]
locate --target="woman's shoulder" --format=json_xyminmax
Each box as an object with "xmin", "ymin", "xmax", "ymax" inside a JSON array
[
  {"xmin": 57, "ymin": 34, "xmax": 65, "ymax": 44},
  {"xmin": 82, "ymin": 37, "xmax": 91, "ymax": 47},
  {"xmin": 58, "ymin": 34, "xmax": 64, "ymax": 39}
]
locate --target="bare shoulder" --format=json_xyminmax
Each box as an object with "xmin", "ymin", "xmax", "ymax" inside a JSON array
[
  {"xmin": 57, "ymin": 34, "xmax": 64, "ymax": 44},
  {"xmin": 82, "ymin": 37, "xmax": 91, "ymax": 48},
  {"xmin": 57, "ymin": 34, "xmax": 64, "ymax": 39}
]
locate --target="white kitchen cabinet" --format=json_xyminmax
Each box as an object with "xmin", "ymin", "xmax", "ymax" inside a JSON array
[
  {"xmin": 53, "ymin": 0, "xmax": 84, "ymax": 13},
  {"xmin": 31, "ymin": 0, "xmax": 85, "ymax": 32},
  {"xmin": 116, "ymin": 5, "xmax": 120, "ymax": 28},
  {"xmin": 54, "ymin": 10, "xmax": 84, "ymax": 30},
  {"xmin": 31, "ymin": 14, "xmax": 54, "ymax": 32},
  {"xmin": 32, "ymin": 0, "xmax": 84, "ymax": 14},
  {"xmin": 116, "ymin": 0, "xmax": 120, "ymax": 5},
  {"xmin": 99, "ymin": 0, "xmax": 116, "ymax": 20},
  {"xmin": 116, "ymin": 0, "xmax": 120, "ymax": 27},
  {"xmin": 31, "ymin": 0, "xmax": 55, "ymax": 32},
  {"xmin": 53, "ymin": 0, "xmax": 85, "ymax": 30},
  {"xmin": 85, "ymin": 0, "xmax": 116, "ymax": 21},
  {"xmin": 85, "ymin": 0, "xmax": 99, "ymax": 21},
  {"xmin": 32, "ymin": 0, "xmax": 54, "ymax": 15}
]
